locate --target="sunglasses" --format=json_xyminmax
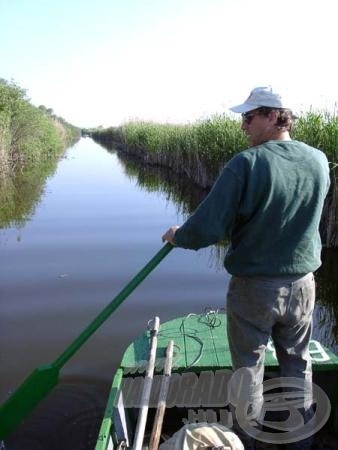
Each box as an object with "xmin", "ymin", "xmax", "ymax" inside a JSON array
[{"xmin": 241, "ymin": 110, "xmax": 259, "ymax": 124}]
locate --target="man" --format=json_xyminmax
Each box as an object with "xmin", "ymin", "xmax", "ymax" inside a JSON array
[{"xmin": 162, "ymin": 86, "xmax": 330, "ymax": 449}]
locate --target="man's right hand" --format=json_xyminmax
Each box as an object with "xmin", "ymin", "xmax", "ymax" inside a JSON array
[{"xmin": 161, "ymin": 226, "xmax": 180, "ymax": 245}]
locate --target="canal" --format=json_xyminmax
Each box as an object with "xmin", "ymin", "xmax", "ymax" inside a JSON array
[
  {"xmin": 1, "ymin": 137, "xmax": 337, "ymax": 449},
  {"xmin": 1, "ymin": 138, "xmax": 227, "ymax": 448}
]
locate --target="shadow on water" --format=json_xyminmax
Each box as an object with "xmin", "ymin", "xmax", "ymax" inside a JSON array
[{"xmin": 4, "ymin": 383, "xmax": 108, "ymax": 450}]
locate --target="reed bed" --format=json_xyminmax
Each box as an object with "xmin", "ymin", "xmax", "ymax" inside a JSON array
[
  {"xmin": 91, "ymin": 115, "xmax": 247, "ymax": 188},
  {"xmin": 291, "ymin": 111, "xmax": 338, "ymax": 247},
  {"xmin": 90, "ymin": 110, "xmax": 338, "ymax": 247}
]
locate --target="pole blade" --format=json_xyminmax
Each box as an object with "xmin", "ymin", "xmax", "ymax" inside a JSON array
[{"xmin": 0, "ymin": 364, "xmax": 59, "ymax": 438}]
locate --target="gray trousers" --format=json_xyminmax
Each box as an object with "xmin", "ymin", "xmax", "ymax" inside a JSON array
[{"xmin": 226, "ymin": 273, "xmax": 315, "ymax": 448}]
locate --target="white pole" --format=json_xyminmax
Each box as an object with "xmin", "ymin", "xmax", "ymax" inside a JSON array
[{"xmin": 132, "ymin": 317, "xmax": 160, "ymax": 450}]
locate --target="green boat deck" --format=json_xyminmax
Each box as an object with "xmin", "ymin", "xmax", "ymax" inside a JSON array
[
  {"xmin": 95, "ymin": 312, "xmax": 338, "ymax": 450},
  {"xmin": 121, "ymin": 312, "xmax": 338, "ymax": 373}
]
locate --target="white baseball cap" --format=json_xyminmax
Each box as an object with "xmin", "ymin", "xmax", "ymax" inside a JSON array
[{"xmin": 230, "ymin": 86, "xmax": 290, "ymax": 114}]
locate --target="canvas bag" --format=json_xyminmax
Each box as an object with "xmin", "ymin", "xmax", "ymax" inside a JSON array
[{"xmin": 159, "ymin": 423, "xmax": 244, "ymax": 450}]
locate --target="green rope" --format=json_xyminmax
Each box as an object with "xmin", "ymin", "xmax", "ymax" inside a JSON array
[{"xmin": 176, "ymin": 308, "xmax": 225, "ymax": 369}]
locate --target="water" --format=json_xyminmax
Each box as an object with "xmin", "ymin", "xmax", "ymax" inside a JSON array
[
  {"xmin": 0, "ymin": 139, "xmax": 227, "ymax": 448},
  {"xmin": 1, "ymin": 138, "xmax": 337, "ymax": 449}
]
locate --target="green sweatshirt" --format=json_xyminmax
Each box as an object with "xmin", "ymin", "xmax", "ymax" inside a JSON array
[{"xmin": 174, "ymin": 140, "xmax": 330, "ymax": 276}]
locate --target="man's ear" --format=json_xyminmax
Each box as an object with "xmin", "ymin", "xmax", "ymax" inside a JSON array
[{"xmin": 268, "ymin": 109, "xmax": 278, "ymax": 125}]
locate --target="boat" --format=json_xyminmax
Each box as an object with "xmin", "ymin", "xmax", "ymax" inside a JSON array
[{"xmin": 95, "ymin": 309, "xmax": 338, "ymax": 450}]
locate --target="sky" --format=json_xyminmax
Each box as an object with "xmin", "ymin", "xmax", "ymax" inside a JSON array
[{"xmin": 1, "ymin": 0, "xmax": 338, "ymax": 128}]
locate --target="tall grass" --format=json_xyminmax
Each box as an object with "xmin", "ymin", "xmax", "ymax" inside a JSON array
[
  {"xmin": 90, "ymin": 110, "xmax": 338, "ymax": 247},
  {"xmin": 90, "ymin": 111, "xmax": 338, "ymax": 184},
  {"xmin": 293, "ymin": 111, "xmax": 338, "ymax": 163},
  {"xmin": 291, "ymin": 111, "xmax": 338, "ymax": 247},
  {"xmin": 91, "ymin": 115, "xmax": 247, "ymax": 188}
]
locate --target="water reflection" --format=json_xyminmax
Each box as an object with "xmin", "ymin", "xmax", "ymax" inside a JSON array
[
  {"xmin": 101, "ymin": 141, "xmax": 209, "ymax": 217},
  {"xmin": 315, "ymin": 249, "xmax": 338, "ymax": 353},
  {"xmin": 0, "ymin": 157, "xmax": 60, "ymax": 229}
]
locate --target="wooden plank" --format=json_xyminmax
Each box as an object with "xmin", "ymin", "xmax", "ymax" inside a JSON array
[{"xmin": 149, "ymin": 340, "xmax": 174, "ymax": 450}]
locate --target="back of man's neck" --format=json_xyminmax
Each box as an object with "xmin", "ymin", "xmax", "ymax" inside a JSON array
[{"xmin": 269, "ymin": 130, "xmax": 291, "ymax": 142}]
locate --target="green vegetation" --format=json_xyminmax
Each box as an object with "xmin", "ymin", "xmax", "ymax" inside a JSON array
[
  {"xmin": 89, "ymin": 116, "xmax": 247, "ymax": 188},
  {"xmin": 293, "ymin": 111, "xmax": 338, "ymax": 163},
  {"xmin": 0, "ymin": 79, "xmax": 79, "ymax": 168},
  {"xmin": 89, "ymin": 112, "xmax": 338, "ymax": 181},
  {"xmin": 292, "ymin": 112, "xmax": 338, "ymax": 248},
  {"xmin": 89, "ymin": 110, "xmax": 338, "ymax": 247},
  {"xmin": 0, "ymin": 78, "xmax": 80, "ymax": 228}
]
